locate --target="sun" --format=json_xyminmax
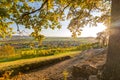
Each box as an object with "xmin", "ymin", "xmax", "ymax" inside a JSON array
[{"xmin": 80, "ymin": 23, "xmax": 107, "ymax": 37}]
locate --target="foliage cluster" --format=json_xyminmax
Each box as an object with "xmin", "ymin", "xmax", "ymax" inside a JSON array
[
  {"xmin": 0, "ymin": 0, "xmax": 110, "ymax": 39},
  {"xmin": 76, "ymin": 42, "xmax": 100, "ymax": 50}
]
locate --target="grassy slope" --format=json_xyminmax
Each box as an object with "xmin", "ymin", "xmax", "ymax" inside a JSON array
[{"xmin": 0, "ymin": 51, "xmax": 81, "ymax": 76}]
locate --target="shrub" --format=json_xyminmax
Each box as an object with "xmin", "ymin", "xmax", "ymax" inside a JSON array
[{"xmin": 0, "ymin": 45, "xmax": 15, "ymax": 57}]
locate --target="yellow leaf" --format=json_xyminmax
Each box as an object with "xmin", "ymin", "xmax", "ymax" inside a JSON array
[
  {"xmin": 29, "ymin": 0, "xmax": 34, "ymax": 2},
  {"xmin": 5, "ymin": 3, "xmax": 11, "ymax": 8},
  {"xmin": 14, "ymin": 0, "xmax": 19, "ymax": 3}
]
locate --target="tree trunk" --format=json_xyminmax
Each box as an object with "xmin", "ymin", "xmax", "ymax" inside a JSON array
[{"xmin": 102, "ymin": 0, "xmax": 120, "ymax": 80}]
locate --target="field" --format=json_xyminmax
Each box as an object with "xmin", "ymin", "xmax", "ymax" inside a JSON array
[{"xmin": 0, "ymin": 36, "xmax": 99, "ymax": 78}]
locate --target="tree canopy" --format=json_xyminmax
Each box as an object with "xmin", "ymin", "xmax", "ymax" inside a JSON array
[{"xmin": 0, "ymin": 0, "xmax": 111, "ymax": 39}]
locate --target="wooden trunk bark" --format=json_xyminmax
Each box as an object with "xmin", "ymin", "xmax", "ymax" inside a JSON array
[{"xmin": 102, "ymin": 0, "xmax": 120, "ymax": 80}]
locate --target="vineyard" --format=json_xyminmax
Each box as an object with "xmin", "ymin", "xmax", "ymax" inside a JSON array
[{"xmin": 0, "ymin": 37, "xmax": 98, "ymax": 62}]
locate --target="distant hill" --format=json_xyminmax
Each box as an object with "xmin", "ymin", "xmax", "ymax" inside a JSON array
[
  {"xmin": 10, "ymin": 35, "xmax": 33, "ymax": 40},
  {"xmin": 0, "ymin": 36, "xmax": 96, "ymax": 44},
  {"xmin": 0, "ymin": 36, "xmax": 95, "ymax": 40},
  {"xmin": 0, "ymin": 35, "xmax": 33, "ymax": 40}
]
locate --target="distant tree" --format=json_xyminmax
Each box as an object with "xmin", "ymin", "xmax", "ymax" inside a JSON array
[
  {"xmin": 29, "ymin": 42, "xmax": 35, "ymax": 49},
  {"xmin": 37, "ymin": 34, "xmax": 45, "ymax": 46},
  {"xmin": 96, "ymin": 30, "xmax": 109, "ymax": 47}
]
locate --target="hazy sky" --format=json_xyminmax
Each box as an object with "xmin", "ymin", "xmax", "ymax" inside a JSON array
[{"xmin": 40, "ymin": 22, "xmax": 106, "ymax": 37}]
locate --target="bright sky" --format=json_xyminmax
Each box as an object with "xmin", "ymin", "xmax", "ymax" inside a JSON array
[
  {"xmin": 40, "ymin": 22, "xmax": 106, "ymax": 37},
  {"xmin": 80, "ymin": 23, "xmax": 106, "ymax": 37}
]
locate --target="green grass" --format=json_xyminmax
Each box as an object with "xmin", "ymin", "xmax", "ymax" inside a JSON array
[
  {"xmin": 0, "ymin": 51, "xmax": 80, "ymax": 69},
  {"xmin": 0, "ymin": 51, "xmax": 81, "ymax": 76}
]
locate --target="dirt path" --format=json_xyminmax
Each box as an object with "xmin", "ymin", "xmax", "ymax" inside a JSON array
[{"xmin": 13, "ymin": 49, "xmax": 105, "ymax": 80}]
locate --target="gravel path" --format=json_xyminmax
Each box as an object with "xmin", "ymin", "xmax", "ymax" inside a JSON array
[{"xmin": 12, "ymin": 49, "xmax": 105, "ymax": 80}]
